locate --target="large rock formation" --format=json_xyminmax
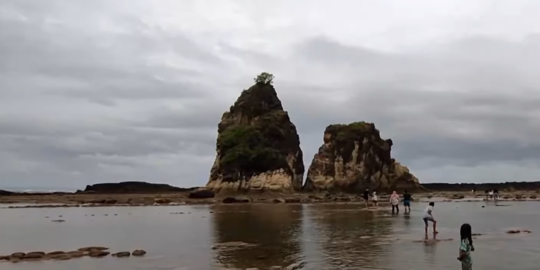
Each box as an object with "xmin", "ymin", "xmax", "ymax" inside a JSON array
[
  {"xmin": 303, "ymin": 122, "xmax": 421, "ymax": 192},
  {"xmin": 205, "ymin": 82, "xmax": 304, "ymax": 193},
  {"xmin": 82, "ymin": 181, "xmax": 194, "ymax": 194}
]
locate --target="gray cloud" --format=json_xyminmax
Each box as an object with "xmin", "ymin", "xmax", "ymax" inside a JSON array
[{"xmin": 2, "ymin": 0, "xmax": 540, "ymax": 190}]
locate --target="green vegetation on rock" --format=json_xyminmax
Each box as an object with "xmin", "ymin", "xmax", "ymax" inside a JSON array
[
  {"xmin": 254, "ymin": 72, "xmax": 274, "ymax": 85},
  {"xmin": 326, "ymin": 122, "xmax": 373, "ymax": 143},
  {"xmin": 217, "ymin": 116, "xmax": 289, "ymax": 177}
]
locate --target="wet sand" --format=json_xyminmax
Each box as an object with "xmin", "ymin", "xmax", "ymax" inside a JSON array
[{"xmin": 0, "ymin": 200, "xmax": 539, "ymax": 270}]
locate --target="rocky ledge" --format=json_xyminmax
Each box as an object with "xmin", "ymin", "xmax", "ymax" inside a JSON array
[
  {"xmin": 0, "ymin": 247, "xmax": 146, "ymax": 263},
  {"xmin": 206, "ymin": 73, "xmax": 304, "ymax": 193},
  {"xmin": 80, "ymin": 181, "xmax": 196, "ymax": 194},
  {"xmin": 303, "ymin": 122, "xmax": 422, "ymax": 192}
]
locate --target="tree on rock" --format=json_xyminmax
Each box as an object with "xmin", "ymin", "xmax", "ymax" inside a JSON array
[{"xmin": 254, "ymin": 72, "xmax": 274, "ymax": 85}]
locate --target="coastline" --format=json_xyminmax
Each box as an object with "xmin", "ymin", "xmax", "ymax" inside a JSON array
[{"xmin": 1, "ymin": 190, "xmax": 539, "ymax": 208}]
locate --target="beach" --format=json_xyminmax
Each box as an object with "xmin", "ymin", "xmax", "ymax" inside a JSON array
[{"xmin": 1, "ymin": 199, "xmax": 539, "ymax": 270}]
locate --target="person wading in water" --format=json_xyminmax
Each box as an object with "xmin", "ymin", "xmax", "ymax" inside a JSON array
[
  {"xmin": 403, "ymin": 190, "xmax": 412, "ymax": 213},
  {"xmin": 363, "ymin": 188, "xmax": 370, "ymax": 208},
  {"xmin": 389, "ymin": 191, "xmax": 400, "ymax": 214}
]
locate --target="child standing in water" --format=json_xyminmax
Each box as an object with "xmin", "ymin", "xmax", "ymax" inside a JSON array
[
  {"xmin": 457, "ymin": 223, "xmax": 475, "ymax": 270},
  {"xmin": 372, "ymin": 191, "xmax": 378, "ymax": 207},
  {"xmin": 422, "ymin": 202, "xmax": 438, "ymax": 237}
]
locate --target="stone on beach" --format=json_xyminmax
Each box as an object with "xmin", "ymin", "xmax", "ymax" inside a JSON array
[
  {"xmin": 131, "ymin": 249, "xmax": 147, "ymax": 256},
  {"xmin": 112, "ymin": 251, "xmax": 131, "ymax": 257}
]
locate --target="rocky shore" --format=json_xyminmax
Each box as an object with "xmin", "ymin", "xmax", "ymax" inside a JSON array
[
  {"xmin": 1, "ymin": 189, "xmax": 540, "ymax": 209},
  {"xmin": 0, "ymin": 247, "xmax": 146, "ymax": 263}
]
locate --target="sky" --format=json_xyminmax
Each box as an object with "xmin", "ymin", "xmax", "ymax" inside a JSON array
[{"xmin": 1, "ymin": 0, "xmax": 540, "ymax": 191}]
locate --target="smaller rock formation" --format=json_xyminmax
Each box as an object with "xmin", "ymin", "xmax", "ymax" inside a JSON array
[
  {"xmin": 206, "ymin": 75, "xmax": 305, "ymax": 193},
  {"xmin": 83, "ymin": 181, "xmax": 195, "ymax": 194},
  {"xmin": 303, "ymin": 122, "xmax": 421, "ymax": 192}
]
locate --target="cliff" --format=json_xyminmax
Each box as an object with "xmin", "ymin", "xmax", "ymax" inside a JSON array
[
  {"xmin": 303, "ymin": 122, "xmax": 421, "ymax": 192},
  {"xmin": 205, "ymin": 81, "xmax": 305, "ymax": 193},
  {"xmin": 82, "ymin": 181, "xmax": 194, "ymax": 194}
]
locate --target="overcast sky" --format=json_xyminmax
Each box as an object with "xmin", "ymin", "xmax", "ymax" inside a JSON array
[{"xmin": 1, "ymin": 0, "xmax": 540, "ymax": 190}]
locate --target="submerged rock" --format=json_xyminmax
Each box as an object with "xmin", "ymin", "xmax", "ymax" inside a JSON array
[
  {"xmin": 131, "ymin": 249, "xmax": 146, "ymax": 256},
  {"xmin": 112, "ymin": 251, "xmax": 131, "ymax": 257},
  {"xmin": 303, "ymin": 122, "xmax": 422, "ymax": 192},
  {"xmin": 206, "ymin": 76, "xmax": 304, "ymax": 193}
]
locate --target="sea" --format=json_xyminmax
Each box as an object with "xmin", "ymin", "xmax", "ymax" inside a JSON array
[{"xmin": 0, "ymin": 200, "xmax": 538, "ymax": 270}]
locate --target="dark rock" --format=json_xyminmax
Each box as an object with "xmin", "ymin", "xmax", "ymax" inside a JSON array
[
  {"xmin": 83, "ymin": 181, "xmax": 195, "ymax": 194},
  {"xmin": 88, "ymin": 251, "xmax": 110, "ymax": 258},
  {"xmin": 222, "ymin": 197, "xmax": 251, "ymax": 204},
  {"xmin": 303, "ymin": 122, "xmax": 422, "ymax": 192},
  {"xmin": 112, "ymin": 251, "xmax": 131, "ymax": 257},
  {"xmin": 131, "ymin": 249, "xmax": 146, "ymax": 256},
  {"xmin": 188, "ymin": 189, "xmax": 215, "ymax": 199},
  {"xmin": 51, "ymin": 219, "xmax": 65, "ymax": 222},
  {"xmin": 24, "ymin": 252, "xmax": 45, "ymax": 259},
  {"xmin": 205, "ymin": 78, "xmax": 305, "ymax": 193},
  {"xmin": 273, "ymin": 198, "xmax": 286, "ymax": 203},
  {"xmin": 78, "ymin": 246, "xmax": 109, "ymax": 252},
  {"xmin": 67, "ymin": 251, "xmax": 85, "ymax": 258},
  {"xmin": 422, "ymin": 182, "xmax": 540, "ymax": 192},
  {"xmin": 10, "ymin": 252, "xmax": 25, "ymax": 258}
]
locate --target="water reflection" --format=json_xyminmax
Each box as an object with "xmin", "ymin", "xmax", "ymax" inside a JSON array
[
  {"xmin": 210, "ymin": 204, "xmax": 302, "ymax": 269},
  {"xmin": 306, "ymin": 204, "xmax": 393, "ymax": 269}
]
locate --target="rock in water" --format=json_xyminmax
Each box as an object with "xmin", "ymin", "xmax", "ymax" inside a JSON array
[
  {"xmin": 303, "ymin": 122, "xmax": 421, "ymax": 192},
  {"xmin": 206, "ymin": 81, "xmax": 304, "ymax": 193}
]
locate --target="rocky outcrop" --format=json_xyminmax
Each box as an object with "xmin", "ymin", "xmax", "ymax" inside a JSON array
[
  {"xmin": 83, "ymin": 181, "xmax": 194, "ymax": 194},
  {"xmin": 205, "ymin": 81, "xmax": 304, "ymax": 193},
  {"xmin": 422, "ymin": 182, "xmax": 540, "ymax": 192},
  {"xmin": 303, "ymin": 122, "xmax": 421, "ymax": 192}
]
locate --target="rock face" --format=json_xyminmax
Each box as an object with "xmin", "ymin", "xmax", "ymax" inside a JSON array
[
  {"xmin": 83, "ymin": 182, "xmax": 194, "ymax": 194},
  {"xmin": 206, "ymin": 82, "xmax": 304, "ymax": 193},
  {"xmin": 303, "ymin": 122, "xmax": 421, "ymax": 192}
]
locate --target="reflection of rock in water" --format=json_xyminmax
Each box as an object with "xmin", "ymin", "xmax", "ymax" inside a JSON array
[
  {"xmin": 210, "ymin": 204, "xmax": 303, "ymax": 269},
  {"xmin": 306, "ymin": 204, "xmax": 393, "ymax": 269}
]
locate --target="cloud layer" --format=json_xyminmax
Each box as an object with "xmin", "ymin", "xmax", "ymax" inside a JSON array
[{"xmin": 2, "ymin": 0, "xmax": 540, "ymax": 190}]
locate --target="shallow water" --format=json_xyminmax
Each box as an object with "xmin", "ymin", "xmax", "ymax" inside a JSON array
[{"xmin": 0, "ymin": 201, "xmax": 538, "ymax": 270}]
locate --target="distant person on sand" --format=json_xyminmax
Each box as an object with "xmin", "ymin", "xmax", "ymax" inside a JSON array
[
  {"xmin": 422, "ymin": 202, "xmax": 438, "ymax": 237},
  {"xmin": 472, "ymin": 186, "xmax": 476, "ymax": 196},
  {"xmin": 363, "ymin": 188, "xmax": 370, "ymax": 208},
  {"xmin": 403, "ymin": 190, "xmax": 412, "ymax": 213},
  {"xmin": 457, "ymin": 223, "xmax": 475, "ymax": 270},
  {"xmin": 372, "ymin": 191, "xmax": 378, "ymax": 207},
  {"xmin": 390, "ymin": 191, "xmax": 400, "ymax": 214}
]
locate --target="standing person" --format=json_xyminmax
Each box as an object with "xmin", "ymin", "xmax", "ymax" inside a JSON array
[
  {"xmin": 457, "ymin": 223, "xmax": 475, "ymax": 270},
  {"xmin": 403, "ymin": 190, "xmax": 412, "ymax": 213},
  {"xmin": 372, "ymin": 191, "xmax": 378, "ymax": 207},
  {"xmin": 472, "ymin": 185, "xmax": 476, "ymax": 196},
  {"xmin": 389, "ymin": 191, "xmax": 400, "ymax": 214},
  {"xmin": 363, "ymin": 188, "xmax": 370, "ymax": 208},
  {"xmin": 422, "ymin": 202, "xmax": 438, "ymax": 237}
]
